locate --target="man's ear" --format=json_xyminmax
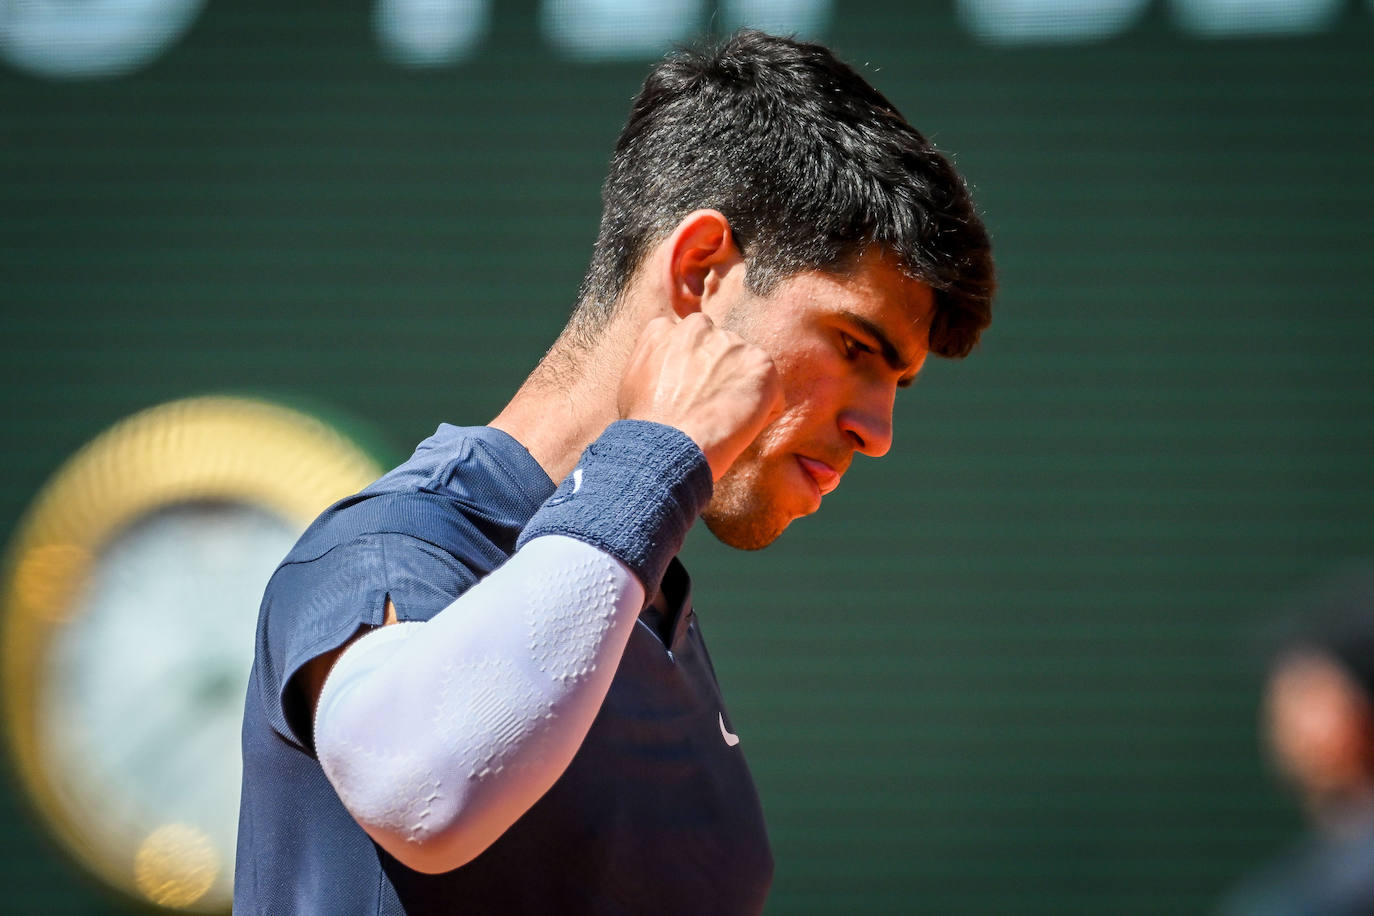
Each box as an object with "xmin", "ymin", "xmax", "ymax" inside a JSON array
[{"xmin": 661, "ymin": 209, "xmax": 743, "ymax": 319}]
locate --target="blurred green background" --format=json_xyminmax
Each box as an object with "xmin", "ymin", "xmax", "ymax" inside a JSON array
[{"xmin": 2, "ymin": 0, "xmax": 1372, "ymax": 912}]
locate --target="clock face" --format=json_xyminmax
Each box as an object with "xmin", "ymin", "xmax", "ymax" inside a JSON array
[
  {"xmin": 39, "ymin": 502, "xmax": 298, "ymax": 910},
  {"xmin": 1, "ymin": 395, "xmax": 385, "ymax": 913}
]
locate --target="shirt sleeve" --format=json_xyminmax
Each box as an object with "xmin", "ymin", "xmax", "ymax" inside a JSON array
[{"xmin": 252, "ymin": 530, "xmax": 478, "ymax": 751}]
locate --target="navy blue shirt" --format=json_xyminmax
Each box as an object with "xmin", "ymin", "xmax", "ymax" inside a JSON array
[
  {"xmin": 235, "ymin": 424, "xmax": 773, "ymax": 914},
  {"xmin": 1218, "ymin": 816, "xmax": 1374, "ymax": 916}
]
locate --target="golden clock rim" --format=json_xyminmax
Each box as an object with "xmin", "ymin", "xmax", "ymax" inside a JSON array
[{"xmin": 0, "ymin": 394, "xmax": 383, "ymax": 912}]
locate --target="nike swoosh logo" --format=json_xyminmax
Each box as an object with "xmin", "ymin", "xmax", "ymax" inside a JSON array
[
  {"xmin": 572, "ymin": 468, "xmax": 583, "ymax": 493},
  {"xmin": 719, "ymin": 712, "xmax": 739, "ymax": 747}
]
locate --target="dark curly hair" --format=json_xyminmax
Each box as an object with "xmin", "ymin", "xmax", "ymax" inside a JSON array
[{"xmin": 573, "ymin": 29, "xmax": 995, "ymax": 358}]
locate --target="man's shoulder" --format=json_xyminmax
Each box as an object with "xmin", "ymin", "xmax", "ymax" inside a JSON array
[
  {"xmin": 366, "ymin": 423, "xmax": 553, "ymax": 509},
  {"xmin": 1219, "ymin": 825, "xmax": 1374, "ymax": 916},
  {"xmin": 274, "ymin": 491, "xmax": 499, "ymax": 585},
  {"xmin": 364, "ymin": 423, "xmax": 496, "ymax": 496},
  {"xmin": 288, "ymin": 423, "xmax": 552, "ymax": 559}
]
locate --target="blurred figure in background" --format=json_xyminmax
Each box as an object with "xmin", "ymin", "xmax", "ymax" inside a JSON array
[{"xmin": 1221, "ymin": 571, "xmax": 1374, "ymax": 916}]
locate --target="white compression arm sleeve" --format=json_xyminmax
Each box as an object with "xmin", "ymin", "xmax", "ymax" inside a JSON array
[{"xmin": 313, "ymin": 534, "xmax": 646, "ymax": 874}]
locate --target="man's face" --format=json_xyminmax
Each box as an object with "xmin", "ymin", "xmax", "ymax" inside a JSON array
[
  {"xmin": 699, "ymin": 248, "xmax": 933, "ymax": 550},
  {"xmin": 1265, "ymin": 651, "xmax": 1374, "ymax": 820}
]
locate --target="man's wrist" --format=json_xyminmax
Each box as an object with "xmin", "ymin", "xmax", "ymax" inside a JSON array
[{"xmin": 517, "ymin": 420, "xmax": 713, "ymax": 594}]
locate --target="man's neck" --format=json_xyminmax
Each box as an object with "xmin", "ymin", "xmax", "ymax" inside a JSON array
[{"xmin": 489, "ymin": 323, "xmax": 634, "ymax": 486}]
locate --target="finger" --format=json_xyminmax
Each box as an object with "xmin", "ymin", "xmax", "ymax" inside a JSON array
[{"xmin": 677, "ymin": 312, "xmax": 715, "ymax": 340}]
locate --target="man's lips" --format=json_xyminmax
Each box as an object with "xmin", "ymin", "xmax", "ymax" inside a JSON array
[{"xmin": 796, "ymin": 456, "xmax": 841, "ymax": 496}]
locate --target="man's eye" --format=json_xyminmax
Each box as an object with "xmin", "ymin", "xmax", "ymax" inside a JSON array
[{"xmin": 841, "ymin": 334, "xmax": 873, "ymax": 359}]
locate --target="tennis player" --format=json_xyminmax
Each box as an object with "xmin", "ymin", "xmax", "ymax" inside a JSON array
[{"xmin": 235, "ymin": 29, "xmax": 994, "ymax": 914}]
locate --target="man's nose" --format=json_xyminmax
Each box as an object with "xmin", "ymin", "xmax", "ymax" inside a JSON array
[{"xmin": 838, "ymin": 396, "xmax": 894, "ymax": 458}]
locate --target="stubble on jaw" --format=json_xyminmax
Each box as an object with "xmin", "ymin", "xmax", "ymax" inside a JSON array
[
  {"xmin": 700, "ymin": 444, "xmax": 792, "ymax": 551},
  {"xmin": 701, "ymin": 494, "xmax": 782, "ymax": 552},
  {"xmin": 698, "ymin": 294, "xmax": 797, "ymax": 551}
]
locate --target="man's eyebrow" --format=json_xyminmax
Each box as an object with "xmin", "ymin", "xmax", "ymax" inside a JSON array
[{"xmin": 840, "ymin": 310, "xmax": 919, "ymax": 377}]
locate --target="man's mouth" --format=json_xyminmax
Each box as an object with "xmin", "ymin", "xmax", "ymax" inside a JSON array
[{"xmin": 795, "ymin": 456, "xmax": 841, "ymax": 496}]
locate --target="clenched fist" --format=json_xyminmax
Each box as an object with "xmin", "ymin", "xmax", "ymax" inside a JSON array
[{"xmin": 618, "ymin": 313, "xmax": 783, "ymax": 481}]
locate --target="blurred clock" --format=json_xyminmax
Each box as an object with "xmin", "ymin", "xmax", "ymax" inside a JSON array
[{"xmin": 1, "ymin": 396, "xmax": 384, "ymax": 912}]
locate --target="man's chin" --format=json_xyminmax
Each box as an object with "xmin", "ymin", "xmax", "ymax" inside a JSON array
[{"xmin": 700, "ymin": 505, "xmax": 790, "ymax": 551}]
